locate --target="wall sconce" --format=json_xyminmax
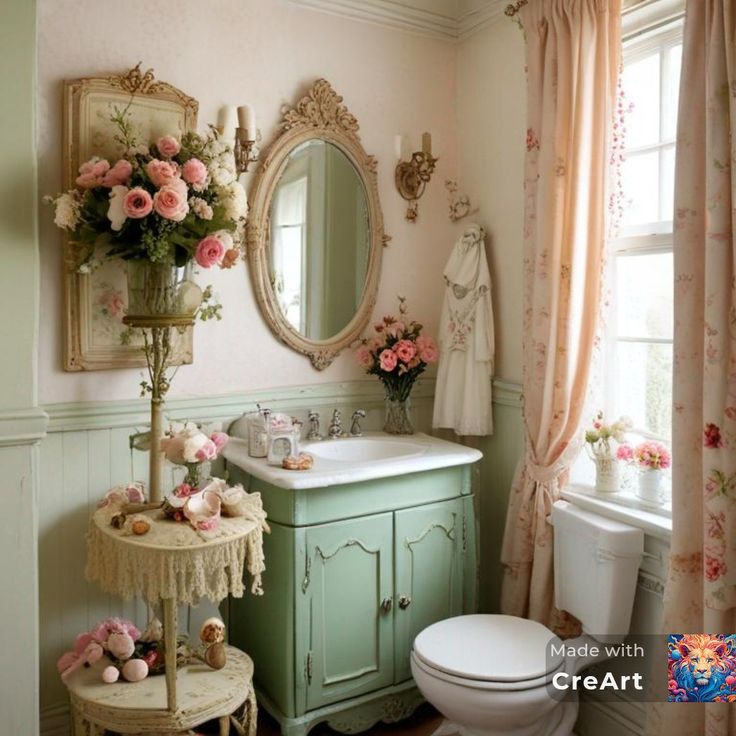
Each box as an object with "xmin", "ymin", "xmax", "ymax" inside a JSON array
[
  {"xmin": 217, "ymin": 105, "xmax": 259, "ymax": 174},
  {"xmin": 394, "ymin": 132, "xmax": 438, "ymax": 222}
]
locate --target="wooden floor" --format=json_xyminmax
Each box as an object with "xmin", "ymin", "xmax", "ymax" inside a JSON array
[{"xmin": 256, "ymin": 703, "xmax": 446, "ymax": 735}]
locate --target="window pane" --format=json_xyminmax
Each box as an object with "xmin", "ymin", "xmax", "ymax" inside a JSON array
[
  {"xmin": 616, "ymin": 251, "xmax": 673, "ymax": 339},
  {"xmin": 622, "ymin": 52, "xmax": 660, "ymax": 148},
  {"xmin": 663, "ymin": 44, "xmax": 682, "ymax": 140},
  {"xmin": 621, "ymin": 151, "xmax": 660, "ymax": 226},
  {"xmin": 614, "ymin": 341, "xmax": 673, "ymax": 438},
  {"xmin": 660, "ymin": 145, "xmax": 676, "ymax": 222}
]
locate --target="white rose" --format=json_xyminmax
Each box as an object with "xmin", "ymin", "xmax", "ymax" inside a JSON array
[
  {"xmin": 107, "ymin": 185, "xmax": 129, "ymax": 231},
  {"xmin": 182, "ymin": 431, "xmax": 210, "ymax": 463}
]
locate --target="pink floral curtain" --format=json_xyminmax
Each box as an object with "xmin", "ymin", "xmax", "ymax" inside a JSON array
[
  {"xmin": 649, "ymin": 1, "xmax": 736, "ymax": 733},
  {"xmin": 500, "ymin": 0, "xmax": 621, "ymax": 629}
]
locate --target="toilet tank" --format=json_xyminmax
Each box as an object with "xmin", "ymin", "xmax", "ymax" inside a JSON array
[{"xmin": 553, "ymin": 500, "xmax": 644, "ymax": 641}]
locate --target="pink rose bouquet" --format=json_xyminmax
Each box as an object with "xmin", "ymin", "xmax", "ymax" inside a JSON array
[
  {"xmin": 46, "ymin": 107, "xmax": 247, "ymax": 280},
  {"xmin": 354, "ymin": 296, "xmax": 438, "ymax": 406},
  {"xmin": 630, "ymin": 441, "xmax": 671, "ymax": 471}
]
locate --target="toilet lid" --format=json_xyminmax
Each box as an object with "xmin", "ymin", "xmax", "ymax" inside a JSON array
[{"xmin": 413, "ymin": 614, "xmax": 564, "ymax": 683}]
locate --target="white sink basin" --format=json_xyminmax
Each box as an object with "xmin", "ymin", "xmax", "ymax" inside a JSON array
[
  {"xmin": 305, "ymin": 437, "xmax": 427, "ymax": 463},
  {"xmin": 222, "ymin": 432, "xmax": 482, "ymax": 489}
]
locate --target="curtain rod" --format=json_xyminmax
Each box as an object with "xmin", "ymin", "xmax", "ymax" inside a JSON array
[{"xmin": 504, "ymin": 0, "xmax": 656, "ymax": 20}]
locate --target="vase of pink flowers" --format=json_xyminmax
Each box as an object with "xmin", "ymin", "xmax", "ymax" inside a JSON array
[
  {"xmin": 355, "ymin": 297, "xmax": 439, "ymax": 435},
  {"xmin": 617, "ymin": 440, "xmax": 671, "ymax": 504},
  {"xmin": 47, "ymin": 112, "xmax": 247, "ymax": 325}
]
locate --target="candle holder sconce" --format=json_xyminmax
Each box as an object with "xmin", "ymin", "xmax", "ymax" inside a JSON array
[
  {"xmin": 234, "ymin": 127, "xmax": 260, "ymax": 174},
  {"xmin": 395, "ymin": 132, "xmax": 438, "ymax": 222}
]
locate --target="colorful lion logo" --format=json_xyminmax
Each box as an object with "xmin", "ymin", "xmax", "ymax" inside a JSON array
[{"xmin": 668, "ymin": 634, "xmax": 736, "ymax": 702}]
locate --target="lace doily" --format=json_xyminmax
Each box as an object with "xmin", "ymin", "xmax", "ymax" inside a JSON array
[{"xmin": 85, "ymin": 493, "xmax": 268, "ymax": 606}]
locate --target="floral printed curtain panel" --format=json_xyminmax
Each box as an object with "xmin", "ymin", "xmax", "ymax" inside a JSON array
[
  {"xmin": 499, "ymin": 0, "xmax": 621, "ymax": 629},
  {"xmin": 650, "ymin": 1, "xmax": 736, "ymax": 732}
]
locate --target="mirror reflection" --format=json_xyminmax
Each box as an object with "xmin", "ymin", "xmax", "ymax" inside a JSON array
[{"xmin": 269, "ymin": 139, "xmax": 370, "ymax": 341}]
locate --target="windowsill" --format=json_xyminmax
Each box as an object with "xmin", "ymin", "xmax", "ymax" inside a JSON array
[{"xmin": 562, "ymin": 484, "xmax": 672, "ymax": 542}]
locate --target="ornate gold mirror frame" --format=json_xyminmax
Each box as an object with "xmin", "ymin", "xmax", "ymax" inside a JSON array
[
  {"xmin": 63, "ymin": 64, "xmax": 198, "ymax": 371},
  {"xmin": 247, "ymin": 79, "xmax": 387, "ymax": 370}
]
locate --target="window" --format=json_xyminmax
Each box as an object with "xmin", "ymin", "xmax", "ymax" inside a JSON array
[{"xmin": 606, "ymin": 20, "xmax": 683, "ymax": 444}]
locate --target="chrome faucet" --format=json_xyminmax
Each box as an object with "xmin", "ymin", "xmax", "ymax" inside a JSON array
[
  {"xmin": 349, "ymin": 409, "xmax": 366, "ymax": 437},
  {"xmin": 328, "ymin": 409, "xmax": 344, "ymax": 439},
  {"xmin": 307, "ymin": 410, "xmax": 322, "ymax": 441}
]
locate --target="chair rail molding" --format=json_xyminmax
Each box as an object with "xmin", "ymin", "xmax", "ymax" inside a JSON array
[
  {"xmin": 0, "ymin": 407, "xmax": 49, "ymax": 447},
  {"xmin": 286, "ymin": 0, "xmax": 505, "ymax": 40}
]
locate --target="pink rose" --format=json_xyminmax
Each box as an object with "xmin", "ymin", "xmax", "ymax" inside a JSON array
[
  {"xmin": 379, "ymin": 349, "xmax": 398, "ymax": 372},
  {"xmin": 705, "ymin": 554, "xmax": 727, "ymax": 582},
  {"xmin": 393, "ymin": 339, "xmax": 417, "ymax": 364},
  {"xmin": 156, "ymin": 135, "xmax": 181, "ymax": 158},
  {"xmin": 195, "ymin": 439, "xmax": 218, "ymax": 462},
  {"xmin": 195, "ymin": 234, "xmax": 226, "ymax": 268},
  {"xmin": 153, "ymin": 184, "xmax": 189, "ymax": 221},
  {"xmin": 182, "ymin": 158, "xmax": 208, "ymax": 189},
  {"xmin": 76, "ymin": 157, "xmax": 110, "ymax": 188},
  {"xmin": 616, "ymin": 444, "xmax": 633, "ymax": 462},
  {"xmin": 355, "ymin": 344, "xmax": 374, "ymax": 369},
  {"xmin": 102, "ymin": 159, "xmax": 133, "ymax": 187},
  {"xmin": 210, "ymin": 431, "xmax": 229, "ymax": 451},
  {"xmin": 173, "ymin": 482, "xmax": 198, "ymax": 499},
  {"xmin": 122, "ymin": 187, "xmax": 153, "ymax": 219},
  {"xmin": 146, "ymin": 159, "xmax": 180, "ymax": 188},
  {"xmin": 416, "ymin": 335, "xmax": 439, "ymax": 363}
]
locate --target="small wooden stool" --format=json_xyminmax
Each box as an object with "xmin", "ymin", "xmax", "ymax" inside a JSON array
[{"xmin": 66, "ymin": 645, "xmax": 257, "ymax": 736}]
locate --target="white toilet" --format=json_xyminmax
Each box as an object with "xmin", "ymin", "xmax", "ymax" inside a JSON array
[{"xmin": 411, "ymin": 500, "xmax": 644, "ymax": 736}]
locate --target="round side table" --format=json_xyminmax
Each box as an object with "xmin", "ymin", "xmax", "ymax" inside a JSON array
[{"xmin": 66, "ymin": 645, "xmax": 256, "ymax": 736}]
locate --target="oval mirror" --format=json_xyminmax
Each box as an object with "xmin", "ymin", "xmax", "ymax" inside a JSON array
[
  {"xmin": 247, "ymin": 79, "xmax": 386, "ymax": 370},
  {"xmin": 269, "ymin": 139, "xmax": 370, "ymax": 341}
]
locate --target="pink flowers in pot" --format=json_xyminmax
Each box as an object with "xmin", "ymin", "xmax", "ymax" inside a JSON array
[
  {"xmin": 354, "ymin": 296, "xmax": 438, "ymax": 402},
  {"xmin": 617, "ymin": 440, "xmax": 671, "ymax": 470}
]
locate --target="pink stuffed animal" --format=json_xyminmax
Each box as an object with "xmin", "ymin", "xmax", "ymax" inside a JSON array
[{"xmin": 56, "ymin": 633, "xmax": 104, "ymax": 682}]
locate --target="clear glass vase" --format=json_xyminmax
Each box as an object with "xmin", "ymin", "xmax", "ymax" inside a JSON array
[
  {"xmin": 125, "ymin": 260, "xmax": 199, "ymax": 325},
  {"xmin": 384, "ymin": 396, "xmax": 414, "ymax": 435}
]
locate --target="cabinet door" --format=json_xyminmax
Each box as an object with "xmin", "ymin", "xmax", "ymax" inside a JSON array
[
  {"xmin": 300, "ymin": 513, "xmax": 394, "ymax": 711},
  {"xmin": 394, "ymin": 498, "xmax": 464, "ymax": 682}
]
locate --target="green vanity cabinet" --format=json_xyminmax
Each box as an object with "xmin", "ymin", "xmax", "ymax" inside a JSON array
[{"xmin": 225, "ymin": 444, "xmax": 479, "ymax": 736}]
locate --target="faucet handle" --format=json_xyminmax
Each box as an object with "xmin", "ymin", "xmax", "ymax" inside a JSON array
[{"xmin": 350, "ymin": 409, "xmax": 366, "ymax": 437}]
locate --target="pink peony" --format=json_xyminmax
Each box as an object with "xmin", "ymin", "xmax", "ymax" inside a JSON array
[
  {"xmin": 153, "ymin": 184, "xmax": 189, "ymax": 221},
  {"xmin": 173, "ymin": 482, "xmax": 198, "ymax": 499},
  {"xmin": 633, "ymin": 441, "xmax": 671, "ymax": 470},
  {"xmin": 195, "ymin": 234, "xmax": 226, "ymax": 268},
  {"xmin": 76, "ymin": 157, "xmax": 110, "ymax": 188},
  {"xmin": 393, "ymin": 339, "xmax": 417, "ymax": 364},
  {"xmin": 210, "ymin": 432, "xmax": 229, "ymax": 451},
  {"xmin": 355, "ymin": 344, "xmax": 374, "ymax": 369},
  {"xmin": 146, "ymin": 159, "xmax": 180, "ymax": 188},
  {"xmin": 379, "ymin": 349, "xmax": 398, "ymax": 372},
  {"xmin": 122, "ymin": 187, "xmax": 153, "ymax": 219},
  {"xmin": 195, "ymin": 438, "xmax": 218, "ymax": 462},
  {"xmin": 156, "ymin": 135, "xmax": 181, "ymax": 158},
  {"xmin": 182, "ymin": 158, "xmax": 208, "ymax": 189},
  {"xmin": 102, "ymin": 159, "xmax": 133, "ymax": 187},
  {"xmin": 616, "ymin": 444, "xmax": 634, "ymax": 462}
]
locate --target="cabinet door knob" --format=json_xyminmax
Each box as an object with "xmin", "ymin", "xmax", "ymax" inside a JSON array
[
  {"xmin": 399, "ymin": 595, "xmax": 412, "ymax": 609},
  {"xmin": 380, "ymin": 596, "xmax": 393, "ymax": 614}
]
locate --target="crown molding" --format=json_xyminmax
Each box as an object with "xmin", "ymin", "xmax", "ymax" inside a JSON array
[{"xmin": 287, "ymin": 0, "xmax": 505, "ymax": 40}]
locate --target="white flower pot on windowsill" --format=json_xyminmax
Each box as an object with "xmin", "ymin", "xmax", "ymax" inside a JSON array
[
  {"xmin": 594, "ymin": 455, "xmax": 619, "ymax": 493},
  {"xmin": 637, "ymin": 469, "xmax": 664, "ymax": 505}
]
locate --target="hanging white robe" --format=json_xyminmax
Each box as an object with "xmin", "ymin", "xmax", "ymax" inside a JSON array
[{"xmin": 432, "ymin": 223, "xmax": 495, "ymax": 436}]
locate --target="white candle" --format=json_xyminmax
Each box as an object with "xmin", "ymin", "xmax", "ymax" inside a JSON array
[
  {"xmin": 422, "ymin": 132, "xmax": 432, "ymax": 155},
  {"xmin": 216, "ymin": 106, "xmax": 237, "ymax": 136},
  {"xmin": 238, "ymin": 105, "xmax": 256, "ymax": 141}
]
